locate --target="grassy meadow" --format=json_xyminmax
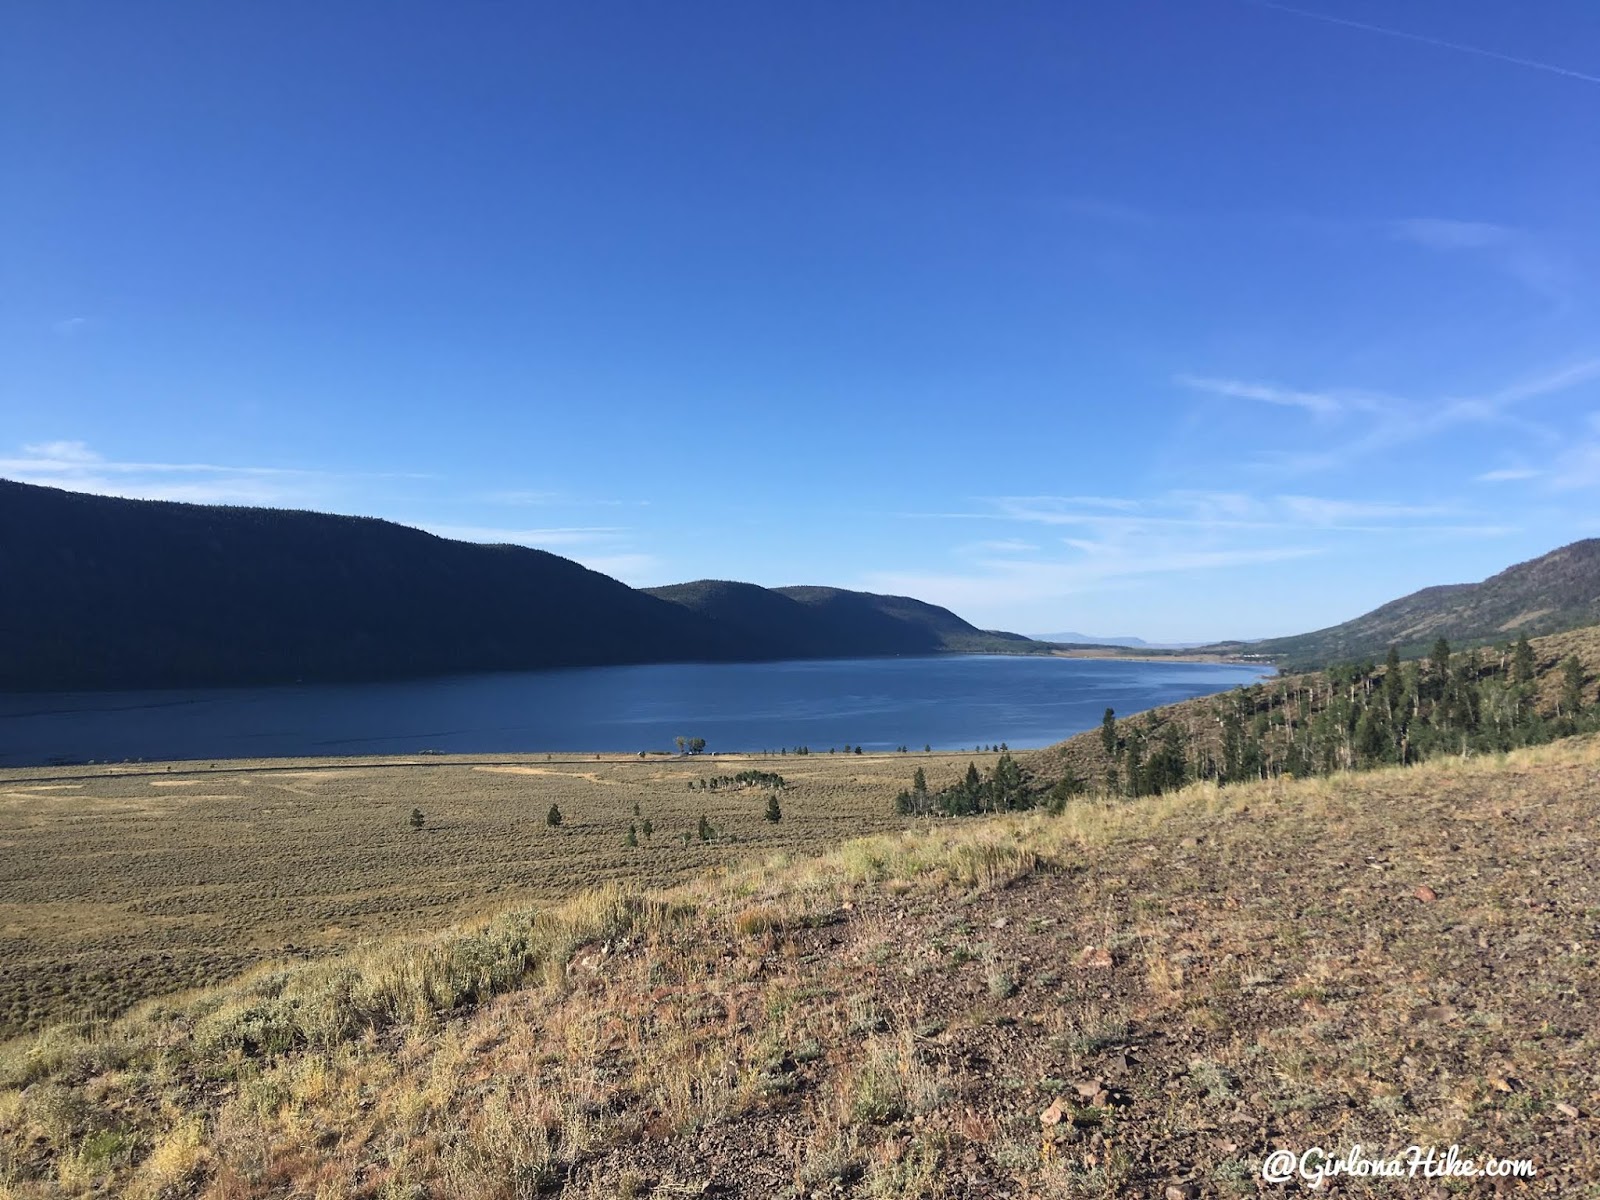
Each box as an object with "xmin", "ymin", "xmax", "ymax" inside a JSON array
[
  {"xmin": 1, "ymin": 738, "xmax": 1595, "ymax": 1196},
  {"xmin": 0, "ymin": 750, "xmax": 996, "ymax": 1041}
]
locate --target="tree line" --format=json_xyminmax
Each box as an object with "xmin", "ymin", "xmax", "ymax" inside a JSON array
[
  {"xmin": 1091, "ymin": 633, "xmax": 1593, "ymax": 798},
  {"xmin": 896, "ymin": 633, "xmax": 1596, "ymax": 814}
]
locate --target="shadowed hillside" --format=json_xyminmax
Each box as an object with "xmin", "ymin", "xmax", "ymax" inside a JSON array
[
  {"xmin": 1210, "ymin": 539, "xmax": 1600, "ymax": 668},
  {"xmin": 647, "ymin": 580, "xmax": 1037, "ymax": 658},
  {"xmin": 0, "ymin": 480, "xmax": 739, "ymax": 690},
  {"xmin": 0, "ymin": 481, "xmax": 1039, "ymax": 690}
]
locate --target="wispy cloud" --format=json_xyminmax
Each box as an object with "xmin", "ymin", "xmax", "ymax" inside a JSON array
[
  {"xmin": 1276, "ymin": 496, "xmax": 1455, "ymax": 526},
  {"xmin": 1475, "ymin": 466, "xmax": 1541, "ymax": 484},
  {"xmin": 478, "ymin": 488, "xmax": 567, "ymax": 506},
  {"xmin": 1174, "ymin": 374, "xmax": 1376, "ymax": 418},
  {"xmin": 863, "ymin": 546, "xmax": 1323, "ymax": 615},
  {"xmin": 1390, "ymin": 218, "xmax": 1571, "ymax": 299},
  {"xmin": 1246, "ymin": 0, "xmax": 1600, "ymax": 87},
  {"xmin": 416, "ymin": 523, "xmax": 625, "ymax": 548},
  {"xmin": 51, "ymin": 317, "xmax": 91, "ymax": 337},
  {"xmin": 977, "ymin": 492, "xmax": 1480, "ymax": 537},
  {"xmin": 1226, "ymin": 358, "xmax": 1600, "ymax": 474},
  {"xmin": 1392, "ymin": 218, "xmax": 1506, "ymax": 252},
  {"xmin": 0, "ymin": 440, "xmax": 427, "ymax": 508},
  {"xmin": 959, "ymin": 538, "xmax": 1039, "ymax": 556},
  {"xmin": 1545, "ymin": 436, "xmax": 1600, "ymax": 492},
  {"xmin": 868, "ymin": 487, "xmax": 1507, "ymax": 625}
]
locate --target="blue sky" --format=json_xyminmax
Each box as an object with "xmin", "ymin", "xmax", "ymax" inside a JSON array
[{"xmin": 4, "ymin": 2, "xmax": 1599, "ymax": 641}]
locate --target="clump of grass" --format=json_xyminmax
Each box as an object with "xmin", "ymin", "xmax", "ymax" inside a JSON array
[{"xmin": 732, "ymin": 904, "xmax": 785, "ymax": 937}]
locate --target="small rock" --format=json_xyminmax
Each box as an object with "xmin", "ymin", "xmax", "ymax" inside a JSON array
[
  {"xmin": 992, "ymin": 916, "xmax": 1010, "ymax": 928},
  {"xmin": 1076, "ymin": 945, "xmax": 1114, "ymax": 969},
  {"xmin": 1073, "ymin": 1079, "xmax": 1103, "ymax": 1101},
  {"xmin": 1039, "ymin": 1099, "xmax": 1065, "ymax": 1126},
  {"xmin": 1166, "ymin": 1185, "xmax": 1200, "ymax": 1200},
  {"xmin": 1556, "ymin": 1102, "xmax": 1581, "ymax": 1118},
  {"xmin": 1414, "ymin": 885, "xmax": 1439, "ymax": 903}
]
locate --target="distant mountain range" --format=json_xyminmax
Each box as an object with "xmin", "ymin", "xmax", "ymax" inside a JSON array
[
  {"xmin": 1032, "ymin": 631, "xmax": 1151, "ymax": 648},
  {"xmin": 0, "ymin": 480, "xmax": 1043, "ymax": 691},
  {"xmin": 647, "ymin": 580, "xmax": 1034, "ymax": 660},
  {"xmin": 1209, "ymin": 539, "xmax": 1600, "ymax": 669},
  {"xmin": 1032, "ymin": 632, "xmax": 1210, "ymax": 650}
]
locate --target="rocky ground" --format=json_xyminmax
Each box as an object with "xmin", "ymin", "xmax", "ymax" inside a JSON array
[{"xmin": 2, "ymin": 739, "xmax": 1597, "ymax": 1197}]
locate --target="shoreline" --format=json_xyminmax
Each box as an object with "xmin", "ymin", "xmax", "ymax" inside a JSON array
[
  {"xmin": 1047, "ymin": 647, "xmax": 1274, "ymax": 666},
  {"xmin": 0, "ymin": 747, "xmax": 999, "ymax": 783}
]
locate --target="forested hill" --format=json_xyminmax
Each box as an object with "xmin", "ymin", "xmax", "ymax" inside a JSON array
[
  {"xmin": 645, "ymin": 580, "xmax": 1036, "ymax": 658},
  {"xmin": 0, "ymin": 480, "xmax": 742, "ymax": 690},
  {"xmin": 1021, "ymin": 625, "xmax": 1600, "ymax": 802},
  {"xmin": 0, "ymin": 480, "xmax": 1040, "ymax": 690},
  {"xmin": 1211, "ymin": 539, "xmax": 1600, "ymax": 669}
]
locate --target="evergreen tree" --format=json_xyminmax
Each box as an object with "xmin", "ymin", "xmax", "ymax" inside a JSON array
[
  {"xmin": 1354, "ymin": 707, "xmax": 1391, "ymax": 765},
  {"xmin": 1513, "ymin": 632, "xmax": 1535, "ymax": 686},
  {"xmin": 1123, "ymin": 725, "xmax": 1145, "ymax": 796},
  {"xmin": 408, "ymin": 807, "xmax": 425, "ymax": 831},
  {"xmin": 991, "ymin": 751, "xmax": 1026, "ymax": 810},
  {"xmin": 764, "ymin": 793, "xmax": 782, "ymax": 823},
  {"xmin": 1045, "ymin": 771, "xmax": 1083, "ymax": 814},
  {"xmin": 1101, "ymin": 707, "xmax": 1117, "ymax": 758},
  {"xmin": 625, "ymin": 824, "xmax": 638, "ymax": 847},
  {"xmin": 963, "ymin": 761, "xmax": 982, "ymax": 804},
  {"xmin": 1561, "ymin": 655, "xmax": 1585, "ymax": 717},
  {"xmin": 697, "ymin": 814, "xmax": 713, "ymax": 842},
  {"xmin": 546, "ymin": 804, "xmax": 562, "ymax": 827},
  {"xmin": 1141, "ymin": 724, "xmax": 1187, "ymax": 794}
]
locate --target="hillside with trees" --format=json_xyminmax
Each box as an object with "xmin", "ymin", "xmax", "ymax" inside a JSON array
[
  {"xmin": 1211, "ymin": 539, "xmax": 1600, "ymax": 668},
  {"xmin": 0, "ymin": 480, "xmax": 1040, "ymax": 691},
  {"xmin": 1021, "ymin": 625, "xmax": 1600, "ymax": 801},
  {"xmin": 646, "ymin": 580, "xmax": 1037, "ymax": 658}
]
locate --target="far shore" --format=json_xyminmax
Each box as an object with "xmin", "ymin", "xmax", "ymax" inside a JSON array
[{"xmin": 1047, "ymin": 647, "xmax": 1274, "ymax": 666}]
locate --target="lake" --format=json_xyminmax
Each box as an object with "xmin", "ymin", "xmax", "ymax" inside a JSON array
[{"xmin": 0, "ymin": 655, "xmax": 1273, "ymax": 767}]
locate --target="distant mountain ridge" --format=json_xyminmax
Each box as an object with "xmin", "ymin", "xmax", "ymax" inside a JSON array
[
  {"xmin": 0, "ymin": 480, "xmax": 1042, "ymax": 691},
  {"xmin": 1032, "ymin": 631, "xmax": 1153, "ymax": 648},
  {"xmin": 1211, "ymin": 539, "xmax": 1600, "ymax": 668},
  {"xmin": 646, "ymin": 580, "xmax": 1035, "ymax": 658}
]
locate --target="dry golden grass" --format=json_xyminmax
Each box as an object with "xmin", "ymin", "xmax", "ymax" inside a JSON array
[
  {"xmin": 0, "ymin": 751, "xmax": 995, "ymax": 1039},
  {"xmin": 2, "ymin": 737, "xmax": 1596, "ymax": 1196}
]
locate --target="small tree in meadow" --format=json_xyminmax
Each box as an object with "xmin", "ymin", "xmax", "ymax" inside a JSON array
[
  {"xmin": 547, "ymin": 804, "xmax": 563, "ymax": 828},
  {"xmin": 764, "ymin": 793, "xmax": 782, "ymax": 823},
  {"xmin": 409, "ymin": 808, "xmax": 425, "ymax": 831},
  {"xmin": 625, "ymin": 824, "xmax": 638, "ymax": 847}
]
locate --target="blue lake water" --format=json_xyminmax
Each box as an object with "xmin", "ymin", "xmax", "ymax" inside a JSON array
[{"xmin": 0, "ymin": 656, "xmax": 1274, "ymax": 767}]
